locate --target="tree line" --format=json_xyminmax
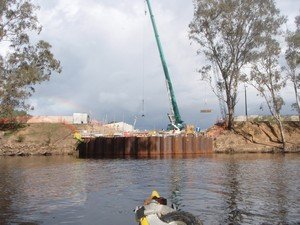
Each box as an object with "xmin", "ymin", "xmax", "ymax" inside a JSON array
[
  {"xmin": 189, "ymin": 0, "xmax": 299, "ymax": 150},
  {"xmin": 0, "ymin": 0, "xmax": 299, "ymax": 150},
  {"xmin": 0, "ymin": 0, "xmax": 61, "ymax": 124}
]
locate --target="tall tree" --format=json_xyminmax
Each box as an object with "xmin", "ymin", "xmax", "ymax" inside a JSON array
[
  {"xmin": 285, "ymin": 14, "xmax": 300, "ymax": 119},
  {"xmin": 250, "ymin": 38, "xmax": 286, "ymax": 150},
  {"xmin": 0, "ymin": 0, "xmax": 61, "ymax": 120},
  {"xmin": 189, "ymin": 0, "xmax": 286, "ymax": 129}
]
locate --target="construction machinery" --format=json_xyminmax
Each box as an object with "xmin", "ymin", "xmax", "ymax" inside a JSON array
[{"xmin": 145, "ymin": 0, "xmax": 185, "ymax": 131}]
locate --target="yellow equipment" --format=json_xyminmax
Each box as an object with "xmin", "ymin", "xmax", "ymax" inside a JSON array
[
  {"xmin": 185, "ymin": 124, "xmax": 195, "ymax": 135},
  {"xmin": 73, "ymin": 132, "xmax": 83, "ymax": 142},
  {"xmin": 135, "ymin": 190, "xmax": 203, "ymax": 225}
]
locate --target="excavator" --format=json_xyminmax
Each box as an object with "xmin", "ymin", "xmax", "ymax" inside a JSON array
[{"xmin": 145, "ymin": 0, "xmax": 185, "ymax": 131}]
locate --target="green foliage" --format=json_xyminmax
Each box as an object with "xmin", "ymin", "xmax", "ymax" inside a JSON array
[
  {"xmin": 285, "ymin": 14, "xmax": 300, "ymax": 115},
  {"xmin": 0, "ymin": 0, "xmax": 61, "ymax": 120},
  {"xmin": 250, "ymin": 36, "xmax": 286, "ymax": 149},
  {"xmin": 0, "ymin": 110, "xmax": 28, "ymax": 130},
  {"xmin": 252, "ymin": 116, "xmax": 276, "ymax": 124},
  {"xmin": 286, "ymin": 15, "xmax": 300, "ymax": 69},
  {"xmin": 291, "ymin": 103, "xmax": 300, "ymax": 113},
  {"xmin": 189, "ymin": 0, "xmax": 286, "ymax": 130},
  {"xmin": 250, "ymin": 38, "xmax": 286, "ymax": 116},
  {"xmin": 0, "ymin": 121, "xmax": 26, "ymax": 131},
  {"xmin": 0, "ymin": 109, "xmax": 28, "ymax": 119},
  {"xmin": 16, "ymin": 134, "xmax": 25, "ymax": 142}
]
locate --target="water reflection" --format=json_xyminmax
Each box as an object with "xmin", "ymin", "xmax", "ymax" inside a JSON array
[
  {"xmin": 213, "ymin": 154, "xmax": 300, "ymax": 225},
  {"xmin": 0, "ymin": 157, "xmax": 88, "ymax": 224},
  {"xmin": 0, "ymin": 160, "xmax": 17, "ymax": 225},
  {"xmin": 0, "ymin": 154, "xmax": 299, "ymax": 225},
  {"xmin": 169, "ymin": 160, "xmax": 185, "ymax": 209},
  {"xmin": 274, "ymin": 157, "xmax": 288, "ymax": 224},
  {"xmin": 223, "ymin": 157, "xmax": 243, "ymax": 225}
]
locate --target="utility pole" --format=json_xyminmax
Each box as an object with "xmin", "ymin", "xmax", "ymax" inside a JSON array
[{"xmin": 244, "ymin": 85, "xmax": 248, "ymax": 121}]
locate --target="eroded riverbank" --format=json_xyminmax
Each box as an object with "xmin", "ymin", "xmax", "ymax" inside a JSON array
[
  {"xmin": 209, "ymin": 121, "xmax": 300, "ymax": 153},
  {"xmin": 0, "ymin": 121, "xmax": 299, "ymax": 156}
]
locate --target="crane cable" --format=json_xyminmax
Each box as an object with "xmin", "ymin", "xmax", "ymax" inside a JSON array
[
  {"xmin": 141, "ymin": 1, "xmax": 147, "ymax": 117},
  {"xmin": 134, "ymin": 1, "xmax": 147, "ymax": 128}
]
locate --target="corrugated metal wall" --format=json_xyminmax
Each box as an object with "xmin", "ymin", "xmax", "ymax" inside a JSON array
[{"xmin": 78, "ymin": 135, "xmax": 213, "ymax": 158}]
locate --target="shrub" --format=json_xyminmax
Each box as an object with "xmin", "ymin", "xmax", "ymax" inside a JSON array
[{"xmin": 16, "ymin": 135, "xmax": 25, "ymax": 143}]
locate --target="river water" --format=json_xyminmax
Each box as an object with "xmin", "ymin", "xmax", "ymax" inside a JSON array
[{"xmin": 0, "ymin": 154, "xmax": 299, "ymax": 225}]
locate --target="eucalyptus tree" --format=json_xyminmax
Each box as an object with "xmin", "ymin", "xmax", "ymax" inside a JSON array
[
  {"xmin": 189, "ymin": 0, "xmax": 286, "ymax": 130},
  {"xmin": 285, "ymin": 15, "xmax": 300, "ymax": 119},
  {"xmin": 250, "ymin": 38, "xmax": 286, "ymax": 150},
  {"xmin": 0, "ymin": 0, "xmax": 61, "ymax": 120}
]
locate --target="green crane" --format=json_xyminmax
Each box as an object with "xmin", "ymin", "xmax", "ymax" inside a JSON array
[{"xmin": 145, "ymin": 0, "xmax": 184, "ymax": 130}]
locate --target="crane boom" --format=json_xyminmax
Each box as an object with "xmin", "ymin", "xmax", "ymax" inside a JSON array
[{"xmin": 145, "ymin": 0, "xmax": 184, "ymax": 130}]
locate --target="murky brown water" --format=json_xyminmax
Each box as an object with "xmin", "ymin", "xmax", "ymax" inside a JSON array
[{"xmin": 0, "ymin": 154, "xmax": 299, "ymax": 225}]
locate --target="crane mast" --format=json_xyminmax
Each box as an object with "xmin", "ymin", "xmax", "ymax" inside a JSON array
[{"xmin": 145, "ymin": 0, "xmax": 184, "ymax": 130}]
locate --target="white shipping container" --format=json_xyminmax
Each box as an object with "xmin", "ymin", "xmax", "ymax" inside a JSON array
[{"xmin": 73, "ymin": 113, "xmax": 90, "ymax": 124}]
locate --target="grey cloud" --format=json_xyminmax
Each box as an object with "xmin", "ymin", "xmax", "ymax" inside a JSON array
[{"xmin": 29, "ymin": 0, "xmax": 299, "ymax": 130}]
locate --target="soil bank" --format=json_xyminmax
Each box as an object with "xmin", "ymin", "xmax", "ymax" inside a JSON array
[
  {"xmin": 0, "ymin": 121, "xmax": 299, "ymax": 156},
  {"xmin": 207, "ymin": 121, "xmax": 300, "ymax": 153},
  {"xmin": 0, "ymin": 123, "xmax": 115, "ymax": 156}
]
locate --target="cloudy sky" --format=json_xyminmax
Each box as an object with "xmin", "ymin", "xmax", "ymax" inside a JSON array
[{"xmin": 29, "ymin": 0, "xmax": 299, "ymax": 130}]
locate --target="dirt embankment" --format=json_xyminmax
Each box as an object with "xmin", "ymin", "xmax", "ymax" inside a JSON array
[
  {"xmin": 0, "ymin": 123, "xmax": 115, "ymax": 156},
  {"xmin": 1, "ymin": 121, "xmax": 299, "ymax": 156},
  {"xmin": 207, "ymin": 121, "xmax": 300, "ymax": 153}
]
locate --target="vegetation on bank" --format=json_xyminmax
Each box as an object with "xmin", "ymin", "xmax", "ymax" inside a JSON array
[
  {"xmin": 0, "ymin": 121, "xmax": 299, "ymax": 156},
  {"xmin": 189, "ymin": 0, "xmax": 300, "ymax": 150},
  {"xmin": 0, "ymin": 1, "xmax": 299, "ymax": 155},
  {"xmin": 0, "ymin": 0, "xmax": 61, "ymax": 121}
]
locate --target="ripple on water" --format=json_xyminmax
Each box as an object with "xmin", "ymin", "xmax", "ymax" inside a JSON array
[{"xmin": 0, "ymin": 154, "xmax": 299, "ymax": 225}]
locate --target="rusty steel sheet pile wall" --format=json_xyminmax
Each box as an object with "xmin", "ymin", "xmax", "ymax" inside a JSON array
[{"xmin": 78, "ymin": 135, "xmax": 213, "ymax": 158}]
